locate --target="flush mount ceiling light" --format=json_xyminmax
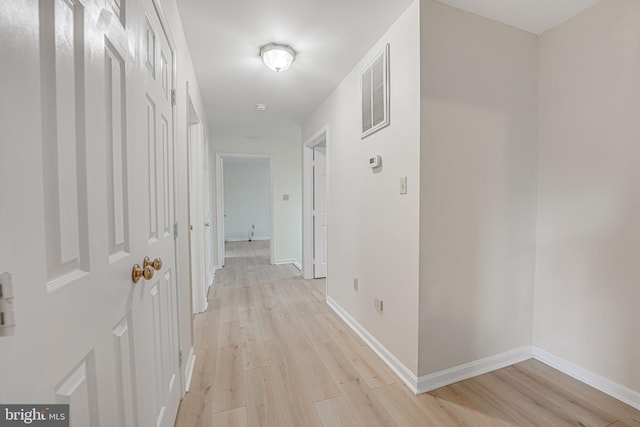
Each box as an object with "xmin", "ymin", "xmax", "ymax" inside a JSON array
[{"xmin": 260, "ymin": 43, "xmax": 296, "ymax": 72}]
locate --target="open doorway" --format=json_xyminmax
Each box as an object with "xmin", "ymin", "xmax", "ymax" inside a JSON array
[
  {"xmin": 303, "ymin": 127, "xmax": 328, "ymax": 280},
  {"xmin": 215, "ymin": 154, "xmax": 274, "ymax": 267}
]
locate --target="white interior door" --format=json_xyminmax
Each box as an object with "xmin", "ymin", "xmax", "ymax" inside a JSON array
[
  {"xmin": 313, "ymin": 146, "xmax": 328, "ymax": 278},
  {"xmin": 188, "ymin": 124, "xmax": 207, "ymax": 313},
  {"xmin": 0, "ymin": 1, "xmax": 180, "ymax": 426},
  {"xmin": 137, "ymin": 0, "xmax": 181, "ymax": 425}
]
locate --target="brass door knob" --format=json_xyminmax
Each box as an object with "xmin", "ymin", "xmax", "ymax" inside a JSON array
[
  {"xmin": 132, "ymin": 264, "xmax": 143, "ymax": 284},
  {"xmin": 132, "ymin": 264, "xmax": 155, "ymax": 284},
  {"xmin": 144, "ymin": 256, "xmax": 163, "ymax": 271},
  {"xmin": 143, "ymin": 265, "xmax": 154, "ymax": 280}
]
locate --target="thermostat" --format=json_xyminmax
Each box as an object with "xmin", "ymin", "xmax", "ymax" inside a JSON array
[{"xmin": 369, "ymin": 155, "xmax": 381, "ymax": 168}]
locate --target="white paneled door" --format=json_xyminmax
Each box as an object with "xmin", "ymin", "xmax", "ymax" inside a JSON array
[{"xmin": 0, "ymin": 0, "xmax": 181, "ymax": 426}]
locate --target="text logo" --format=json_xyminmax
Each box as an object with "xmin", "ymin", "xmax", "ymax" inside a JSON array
[{"xmin": 0, "ymin": 405, "xmax": 69, "ymax": 426}]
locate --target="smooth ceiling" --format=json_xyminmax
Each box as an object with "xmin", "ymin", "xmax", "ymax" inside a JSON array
[
  {"xmin": 175, "ymin": 0, "xmax": 605, "ymax": 140},
  {"xmin": 175, "ymin": 0, "xmax": 415, "ymax": 140}
]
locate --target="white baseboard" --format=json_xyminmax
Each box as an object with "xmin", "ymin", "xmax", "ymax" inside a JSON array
[
  {"xmin": 207, "ymin": 270, "xmax": 216, "ymax": 289},
  {"xmin": 293, "ymin": 262, "xmax": 302, "ymax": 271},
  {"xmin": 274, "ymin": 258, "xmax": 296, "ymax": 265},
  {"xmin": 325, "ymin": 297, "xmax": 640, "ymax": 409},
  {"xmin": 532, "ymin": 346, "xmax": 640, "ymax": 411},
  {"xmin": 184, "ymin": 347, "xmax": 196, "ymax": 393},
  {"xmin": 225, "ymin": 237, "xmax": 270, "ymax": 242},
  {"xmin": 416, "ymin": 346, "xmax": 533, "ymax": 394},
  {"xmin": 327, "ymin": 296, "xmax": 533, "ymax": 395},
  {"xmin": 326, "ymin": 296, "xmax": 421, "ymax": 393}
]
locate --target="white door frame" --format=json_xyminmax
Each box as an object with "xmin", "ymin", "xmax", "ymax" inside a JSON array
[
  {"xmin": 186, "ymin": 88, "xmax": 208, "ymax": 315},
  {"xmin": 215, "ymin": 153, "xmax": 275, "ymax": 267},
  {"xmin": 303, "ymin": 126, "xmax": 329, "ymax": 280}
]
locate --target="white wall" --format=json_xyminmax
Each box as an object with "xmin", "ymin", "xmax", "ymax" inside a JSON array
[
  {"xmin": 303, "ymin": 1, "xmax": 422, "ymax": 374},
  {"xmin": 223, "ymin": 158, "xmax": 271, "ymax": 241},
  {"xmin": 535, "ymin": 0, "xmax": 640, "ymax": 394},
  {"xmin": 212, "ymin": 136, "xmax": 301, "ymax": 264},
  {"xmin": 162, "ymin": 0, "xmax": 211, "ymax": 382},
  {"xmin": 417, "ymin": 0, "xmax": 539, "ymax": 376}
]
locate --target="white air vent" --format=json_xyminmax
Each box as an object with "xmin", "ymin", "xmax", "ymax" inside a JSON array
[{"xmin": 361, "ymin": 44, "xmax": 390, "ymax": 139}]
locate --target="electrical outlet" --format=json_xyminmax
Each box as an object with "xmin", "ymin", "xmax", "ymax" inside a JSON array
[
  {"xmin": 374, "ymin": 297, "xmax": 383, "ymax": 312},
  {"xmin": 353, "ymin": 278, "xmax": 358, "ymax": 292}
]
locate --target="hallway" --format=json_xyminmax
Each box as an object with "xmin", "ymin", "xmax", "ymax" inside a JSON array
[{"xmin": 174, "ymin": 242, "xmax": 640, "ymax": 427}]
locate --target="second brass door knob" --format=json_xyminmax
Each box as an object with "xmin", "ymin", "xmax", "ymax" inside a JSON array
[
  {"xmin": 132, "ymin": 264, "xmax": 155, "ymax": 283},
  {"xmin": 144, "ymin": 256, "xmax": 163, "ymax": 271}
]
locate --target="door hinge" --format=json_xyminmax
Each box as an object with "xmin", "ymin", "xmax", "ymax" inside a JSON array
[
  {"xmin": 174, "ymin": 222, "xmax": 179, "ymax": 239},
  {"xmin": 171, "ymin": 89, "xmax": 176, "ymax": 106},
  {"xmin": 178, "ymin": 348, "xmax": 183, "ymax": 367}
]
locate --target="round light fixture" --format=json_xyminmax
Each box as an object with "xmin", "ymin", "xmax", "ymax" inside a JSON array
[{"xmin": 260, "ymin": 43, "xmax": 296, "ymax": 73}]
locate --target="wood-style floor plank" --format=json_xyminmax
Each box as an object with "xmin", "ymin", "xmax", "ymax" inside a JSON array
[
  {"xmin": 314, "ymin": 397, "xmax": 360, "ymax": 427},
  {"xmin": 243, "ymin": 366, "xmax": 286, "ymax": 427},
  {"xmin": 315, "ymin": 341, "xmax": 398, "ymax": 427},
  {"xmin": 211, "ymin": 346, "xmax": 244, "ymax": 413},
  {"xmin": 211, "ymin": 407, "xmax": 247, "ymax": 427},
  {"xmin": 285, "ymin": 337, "xmax": 341, "ymax": 402},
  {"xmin": 264, "ymin": 339, "xmax": 323, "ymax": 427},
  {"xmin": 175, "ymin": 240, "xmax": 640, "ymax": 427}
]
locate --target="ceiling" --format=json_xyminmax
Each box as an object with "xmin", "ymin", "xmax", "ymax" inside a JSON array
[{"xmin": 175, "ymin": 0, "xmax": 605, "ymax": 141}]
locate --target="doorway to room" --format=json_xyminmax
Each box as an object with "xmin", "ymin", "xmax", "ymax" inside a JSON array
[{"xmin": 216, "ymin": 154, "xmax": 274, "ymax": 267}]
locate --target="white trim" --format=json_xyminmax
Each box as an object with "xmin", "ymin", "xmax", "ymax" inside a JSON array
[
  {"xmin": 293, "ymin": 262, "xmax": 302, "ymax": 272},
  {"xmin": 532, "ymin": 346, "xmax": 640, "ymax": 411},
  {"xmin": 327, "ymin": 296, "xmax": 531, "ymax": 395},
  {"xmin": 302, "ymin": 126, "xmax": 329, "ymax": 280},
  {"xmin": 216, "ymin": 153, "xmax": 275, "ymax": 266},
  {"xmin": 274, "ymin": 258, "xmax": 297, "ymax": 265},
  {"xmin": 416, "ymin": 346, "xmax": 533, "ymax": 394},
  {"xmin": 215, "ymin": 154, "xmax": 225, "ymax": 267},
  {"xmin": 207, "ymin": 267, "xmax": 216, "ymax": 288},
  {"xmin": 225, "ymin": 237, "xmax": 270, "ymax": 242},
  {"xmin": 183, "ymin": 348, "xmax": 196, "ymax": 392},
  {"xmin": 326, "ymin": 296, "xmax": 421, "ymax": 393},
  {"xmin": 323, "ymin": 296, "xmax": 640, "ymax": 408}
]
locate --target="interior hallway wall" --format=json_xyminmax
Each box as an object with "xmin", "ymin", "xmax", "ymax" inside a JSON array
[
  {"xmin": 535, "ymin": 0, "xmax": 640, "ymax": 394},
  {"xmin": 303, "ymin": 0, "xmax": 422, "ymax": 374},
  {"xmin": 418, "ymin": 0, "xmax": 539, "ymax": 377}
]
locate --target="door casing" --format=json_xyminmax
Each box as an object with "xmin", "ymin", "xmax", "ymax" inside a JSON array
[
  {"xmin": 302, "ymin": 126, "xmax": 329, "ymax": 280},
  {"xmin": 215, "ymin": 153, "xmax": 275, "ymax": 267}
]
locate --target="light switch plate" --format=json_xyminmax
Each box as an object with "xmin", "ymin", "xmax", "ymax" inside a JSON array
[{"xmin": 400, "ymin": 177, "xmax": 407, "ymax": 195}]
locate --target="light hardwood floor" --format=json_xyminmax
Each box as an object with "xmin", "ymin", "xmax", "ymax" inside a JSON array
[{"xmin": 175, "ymin": 240, "xmax": 640, "ymax": 427}]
